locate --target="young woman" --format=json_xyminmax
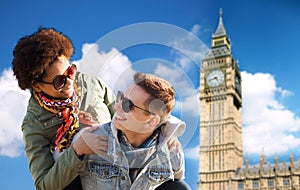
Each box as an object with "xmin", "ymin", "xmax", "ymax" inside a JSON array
[{"xmin": 12, "ymin": 28, "xmax": 115, "ymax": 190}]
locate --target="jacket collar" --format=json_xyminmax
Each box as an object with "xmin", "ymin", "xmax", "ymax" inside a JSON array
[{"xmin": 107, "ymin": 115, "xmax": 186, "ymax": 154}]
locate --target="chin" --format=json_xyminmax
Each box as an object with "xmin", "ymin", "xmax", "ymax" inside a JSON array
[
  {"xmin": 113, "ymin": 118, "xmax": 122, "ymax": 128},
  {"xmin": 63, "ymin": 89, "xmax": 75, "ymax": 98},
  {"xmin": 113, "ymin": 119, "xmax": 128, "ymax": 132},
  {"xmin": 114, "ymin": 123, "xmax": 126, "ymax": 131}
]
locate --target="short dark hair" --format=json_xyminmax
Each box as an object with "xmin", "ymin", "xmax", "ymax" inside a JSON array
[
  {"xmin": 12, "ymin": 27, "xmax": 74, "ymax": 90},
  {"xmin": 134, "ymin": 72, "xmax": 175, "ymax": 122}
]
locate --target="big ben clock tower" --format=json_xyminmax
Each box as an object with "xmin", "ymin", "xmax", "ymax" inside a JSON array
[{"xmin": 198, "ymin": 9, "xmax": 243, "ymax": 190}]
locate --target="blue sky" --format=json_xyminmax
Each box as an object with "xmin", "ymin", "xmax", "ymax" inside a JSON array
[{"xmin": 1, "ymin": 0, "xmax": 300, "ymax": 189}]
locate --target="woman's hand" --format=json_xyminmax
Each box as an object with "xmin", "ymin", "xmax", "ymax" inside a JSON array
[
  {"xmin": 72, "ymin": 126, "xmax": 108, "ymax": 157},
  {"xmin": 167, "ymin": 137, "xmax": 182, "ymax": 153}
]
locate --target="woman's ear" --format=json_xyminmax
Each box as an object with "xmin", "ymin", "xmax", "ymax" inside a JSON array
[{"xmin": 32, "ymin": 84, "xmax": 42, "ymax": 92}]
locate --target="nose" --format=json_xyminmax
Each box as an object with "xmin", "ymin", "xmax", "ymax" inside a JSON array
[
  {"xmin": 67, "ymin": 70, "xmax": 76, "ymax": 80},
  {"xmin": 63, "ymin": 77, "xmax": 74, "ymax": 90},
  {"xmin": 113, "ymin": 100, "xmax": 123, "ymax": 113}
]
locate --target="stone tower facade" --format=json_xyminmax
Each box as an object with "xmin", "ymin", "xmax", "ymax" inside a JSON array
[
  {"xmin": 198, "ymin": 9, "xmax": 300, "ymax": 190},
  {"xmin": 198, "ymin": 9, "xmax": 243, "ymax": 190},
  {"xmin": 232, "ymin": 153, "xmax": 300, "ymax": 190}
]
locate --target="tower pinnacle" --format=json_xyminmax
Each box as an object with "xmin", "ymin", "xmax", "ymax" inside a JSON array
[{"xmin": 213, "ymin": 8, "xmax": 227, "ymax": 37}]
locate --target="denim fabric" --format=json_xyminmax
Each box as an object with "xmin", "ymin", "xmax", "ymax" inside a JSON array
[{"xmin": 80, "ymin": 116, "xmax": 186, "ymax": 190}]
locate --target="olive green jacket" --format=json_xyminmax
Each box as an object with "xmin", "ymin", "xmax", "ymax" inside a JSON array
[{"xmin": 22, "ymin": 72, "xmax": 115, "ymax": 190}]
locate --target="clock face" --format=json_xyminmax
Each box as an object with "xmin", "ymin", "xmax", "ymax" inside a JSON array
[{"xmin": 207, "ymin": 70, "xmax": 224, "ymax": 87}]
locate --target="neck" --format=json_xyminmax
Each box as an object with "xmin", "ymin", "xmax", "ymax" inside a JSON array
[{"xmin": 122, "ymin": 130, "xmax": 153, "ymax": 148}]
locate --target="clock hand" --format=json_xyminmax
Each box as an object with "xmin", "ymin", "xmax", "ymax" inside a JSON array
[
  {"xmin": 209, "ymin": 76, "xmax": 218, "ymax": 82},
  {"xmin": 209, "ymin": 78, "xmax": 215, "ymax": 82}
]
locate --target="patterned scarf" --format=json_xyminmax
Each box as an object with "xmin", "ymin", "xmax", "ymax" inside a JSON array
[{"xmin": 33, "ymin": 87, "xmax": 94, "ymax": 152}]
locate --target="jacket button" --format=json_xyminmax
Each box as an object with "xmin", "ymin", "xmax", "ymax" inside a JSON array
[{"xmin": 121, "ymin": 176, "xmax": 125, "ymax": 180}]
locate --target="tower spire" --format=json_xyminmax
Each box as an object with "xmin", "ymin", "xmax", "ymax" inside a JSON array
[
  {"xmin": 220, "ymin": 8, "xmax": 222, "ymax": 16},
  {"xmin": 209, "ymin": 8, "xmax": 231, "ymax": 51},
  {"xmin": 213, "ymin": 8, "xmax": 227, "ymax": 37}
]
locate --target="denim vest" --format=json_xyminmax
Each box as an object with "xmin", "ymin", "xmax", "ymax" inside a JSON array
[{"xmin": 80, "ymin": 116, "xmax": 186, "ymax": 190}]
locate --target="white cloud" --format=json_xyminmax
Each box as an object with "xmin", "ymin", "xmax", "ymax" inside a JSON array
[
  {"xmin": 191, "ymin": 24, "xmax": 201, "ymax": 35},
  {"xmin": 277, "ymin": 86, "xmax": 293, "ymax": 98},
  {"xmin": 73, "ymin": 43, "xmax": 135, "ymax": 92},
  {"xmin": 0, "ymin": 69, "xmax": 30, "ymax": 157},
  {"xmin": 175, "ymin": 94, "xmax": 200, "ymax": 117},
  {"xmin": 184, "ymin": 146, "xmax": 199, "ymax": 160},
  {"xmin": 169, "ymin": 24, "xmax": 209, "ymax": 71},
  {"xmin": 153, "ymin": 64, "xmax": 199, "ymax": 117},
  {"xmin": 242, "ymin": 71, "xmax": 300, "ymax": 156}
]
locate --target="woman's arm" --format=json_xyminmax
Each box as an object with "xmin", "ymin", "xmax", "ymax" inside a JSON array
[{"xmin": 22, "ymin": 113, "xmax": 84, "ymax": 190}]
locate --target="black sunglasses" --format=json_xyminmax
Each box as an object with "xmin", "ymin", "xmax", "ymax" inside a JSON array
[
  {"xmin": 116, "ymin": 91, "xmax": 156, "ymax": 115},
  {"xmin": 39, "ymin": 64, "xmax": 77, "ymax": 90}
]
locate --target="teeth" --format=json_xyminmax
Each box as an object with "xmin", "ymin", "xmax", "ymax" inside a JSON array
[
  {"xmin": 116, "ymin": 118, "xmax": 125, "ymax": 121},
  {"xmin": 115, "ymin": 114, "xmax": 126, "ymax": 121}
]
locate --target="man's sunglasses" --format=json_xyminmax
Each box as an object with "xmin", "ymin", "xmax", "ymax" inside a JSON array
[
  {"xmin": 39, "ymin": 64, "xmax": 77, "ymax": 90},
  {"xmin": 116, "ymin": 91, "xmax": 156, "ymax": 115}
]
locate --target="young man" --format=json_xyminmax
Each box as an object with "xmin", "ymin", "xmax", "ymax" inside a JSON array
[{"xmin": 79, "ymin": 72, "xmax": 191, "ymax": 190}]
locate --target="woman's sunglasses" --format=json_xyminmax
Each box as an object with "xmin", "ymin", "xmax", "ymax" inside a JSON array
[
  {"xmin": 39, "ymin": 64, "xmax": 77, "ymax": 90},
  {"xmin": 116, "ymin": 91, "xmax": 156, "ymax": 115}
]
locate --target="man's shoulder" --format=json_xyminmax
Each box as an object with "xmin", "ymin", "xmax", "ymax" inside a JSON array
[{"xmin": 92, "ymin": 122, "xmax": 112, "ymax": 136}]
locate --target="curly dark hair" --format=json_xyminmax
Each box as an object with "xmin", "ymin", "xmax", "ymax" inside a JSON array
[{"xmin": 12, "ymin": 27, "xmax": 74, "ymax": 90}]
